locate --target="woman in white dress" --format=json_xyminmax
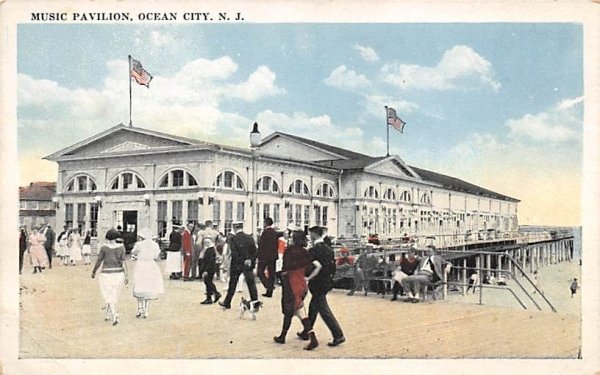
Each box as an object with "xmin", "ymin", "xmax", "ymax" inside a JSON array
[
  {"xmin": 82, "ymin": 230, "xmax": 92, "ymax": 265},
  {"xmin": 28, "ymin": 226, "xmax": 49, "ymax": 273},
  {"xmin": 69, "ymin": 228, "xmax": 83, "ymax": 265},
  {"xmin": 56, "ymin": 227, "xmax": 69, "ymax": 265},
  {"xmin": 131, "ymin": 228, "xmax": 164, "ymax": 319}
]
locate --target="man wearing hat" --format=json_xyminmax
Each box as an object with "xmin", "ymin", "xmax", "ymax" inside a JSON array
[
  {"xmin": 257, "ymin": 217, "xmax": 279, "ymax": 297},
  {"xmin": 218, "ymin": 220, "xmax": 259, "ymax": 309},
  {"xmin": 41, "ymin": 223, "xmax": 55, "ymax": 269},
  {"xmin": 181, "ymin": 222, "xmax": 195, "ymax": 281},
  {"xmin": 298, "ymin": 225, "xmax": 345, "ymax": 348}
]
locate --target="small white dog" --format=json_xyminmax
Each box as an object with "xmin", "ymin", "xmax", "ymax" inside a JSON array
[{"xmin": 239, "ymin": 297, "xmax": 262, "ymax": 320}]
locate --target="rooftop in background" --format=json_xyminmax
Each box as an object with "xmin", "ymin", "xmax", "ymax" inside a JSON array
[{"xmin": 19, "ymin": 182, "xmax": 56, "ymax": 201}]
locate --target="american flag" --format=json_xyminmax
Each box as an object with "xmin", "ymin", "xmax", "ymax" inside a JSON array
[
  {"xmin": 386, "ymin": 106, "xmax": 406, "ymax": 133},
  {"xmin": 130, "ymin": 57, "xmax": 153, "ymax": 88}
]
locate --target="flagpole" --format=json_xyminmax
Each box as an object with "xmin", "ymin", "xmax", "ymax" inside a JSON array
[
  {"xmin": 128, "ymin": 55, "xmax": 132, "ymax": 127},
  {"xmin": 385, "ymin": 106, "xmax": 390, "ymax": 157}
]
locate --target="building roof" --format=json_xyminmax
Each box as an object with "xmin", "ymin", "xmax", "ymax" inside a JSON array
[
  {"xmin": 19, "ymin": 182, "xmax": 56, "ymax": 201},
  {"xmin": 408, "ymin": 166, "xmax": 519, "ymax": 202},
  {"xmin": 262, "ymin": 132, "xmax": 369, "ymax": 160}
]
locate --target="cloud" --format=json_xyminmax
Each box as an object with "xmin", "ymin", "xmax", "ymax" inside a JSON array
[
  {"xmin": 380, "ymin": 45, "xmax": 500, "ymax": 91},
  {"xmin": 17, "ymin": 56, "xmax": 285, "ymax": 167},
  {"xmin": 324, "ymin": 65, "xmax": 371, "ymax": 90},
  {"xmin": 506, "ymin": 97, "xmax": 582, "ymax": 143},
  {"xmin": 149, "ymin": 31, "xmax": 174, "ymax": 47},
  {"xmin": 354, "ymin": 44, "xmax": 379, "ymax": 62},
  {"xmin": 364, "ymin": 94, "xmax": 418, "ymax": 117}
]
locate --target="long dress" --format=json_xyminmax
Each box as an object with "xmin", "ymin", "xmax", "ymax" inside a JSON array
[
  {"xmin": 28, "ymin": 232, "xmax": 49, "ymax": 267},
  {"xmin": 132, "ymin": 239, "xmax": 165, "ymax": 299},
  {"xmin": 280, "ymin": 244, "xmax": 312, "ymax": 316},
  {"xmin": 56, "ymin": 231, "xmax": 69, "ymax": 257},
  {"xmin": 69, "ymin": 233, "xmax": 83, "ymax": 262}
]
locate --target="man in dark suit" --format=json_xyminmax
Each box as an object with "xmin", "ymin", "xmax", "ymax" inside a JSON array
[
  {"xmin": 298, "ymin": 225, "xmax": 345, "ymax": 349},
  {"xmin": 42, "ymin": 223, "xmax": 55, "ymax": 269},
  {"xmin": 401, "ymin": 245, "xmax": 447, "ymax": 303},
  {"xmin": 218, "ymin": 221, "xmax": 259, "ymax": 309},
  {"xmin": 257, "ymin": 217, "xmax": 278, "ymax": 297}
]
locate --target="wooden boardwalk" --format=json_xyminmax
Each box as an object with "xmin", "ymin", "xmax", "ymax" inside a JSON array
[{"xmin": 18, "ymin": 261, "xmax": 580, "ymax": 359}]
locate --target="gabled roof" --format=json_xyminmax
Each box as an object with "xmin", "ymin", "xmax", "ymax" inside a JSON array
[
  {"xmin": 19, "ymin": 182, "xmax": 56, "ymax": 201},
  {"xmin": 261, "ymin": 132, "xmax": 369, "ymax": 160},
  {"xmin": 409, "ymin": 166, "xmax": 520, "ymax": 202},
  {"xmin": 44, "ymin": 124, "xmax": 207, "ymax": 160}
]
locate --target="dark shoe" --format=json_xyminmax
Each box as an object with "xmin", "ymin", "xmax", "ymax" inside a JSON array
[
  {"xmin": 347, "ymin": 291, "xmax": 354, "ymax": 296},
  {"xmin": 262, "ymin": 292, "xmax": 273, "ymax": 298},
  {"xmin": 183, "ymin": 278, "xmax": 191, "ymax": 282},
  {"xmin": 304, "ymin": 332, "xmax": 319, "ymax": 351},
  {"xmin": 364, "ymin": 290, "xmax": 368, "ymax": 296},
  {"xmin": 391, "ymin": 296, "xmax": 397, "ymax": 301},
  {"xmin": 213, "ymin": 292, "xmax": 222, "ymax": 303},
  {"xmin": 200, "ymin": 298, "xmax": 213, "ymax": 305},
  {"xmin": 403, "ymin": 298, "xmax": 413, "ymax": 302},
  {"xmin": 411, "ymin": 298, "xmax": 420, "ymax": 303},
  {"xmin": 297, "ymin": 331, "xmax": 309, "ymax": 341},
  {"xmin": 32, "ymin": 268, "xmax": 38, "ymax": 274},
  {"xmin": 273, "ymin": 334, "xmax": 286, "ymax": 344},
  {"xmin": 218, "ymin": 302, "xmax": 231, "ymax": 309},
  {"xmin": 328, "ymin": 336, "xmax": 346, "ymax": 347}
]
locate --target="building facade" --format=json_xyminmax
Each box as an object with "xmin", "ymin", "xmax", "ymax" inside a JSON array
[
  {"xmin": 45, "ymin": 124, "xmax": 519, "ymax": 241},
  {"xmin": 19, "ymin": 182, "xmax": 57, "ymax": 229}
]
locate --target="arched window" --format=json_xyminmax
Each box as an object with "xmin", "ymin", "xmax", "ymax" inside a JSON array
[
  {"xmin": 256, "ymin": 176, "xmax": 280, "ymax": 193},
  {"xmin": 158, "ymin": 169, "xmax": 199, "ymax": 189},
  {"xmin": 214, "ymin": 170, "xmax": 245, "ymax": 190},
  {"xmin": 399, "ymin": 190, "xmax": 412, "ymax": 203},
  {"xmin": 364, "ymin": 186, "xmax": 379, "ymax": 199},
  {"xmin": 110, "ymin": 171, "xmax": 146, "ymax": 191},
  {"xmin": 288, "ymin": 179, "xmax": 310, "ymax": 196},
  {"xmin": 383, "ymin": 188, "xmax": 396, "ymax": 201},
  {"xmin": 420, "ymin": 193, "xmax": 431, "ymax": 205},
  {"xmin": 65, "ymin": 174, "xmax": 97, "ymax": 193},
  {"xmin": 315, "ymin": 182, "xmax": 336, "ymax": 198}
]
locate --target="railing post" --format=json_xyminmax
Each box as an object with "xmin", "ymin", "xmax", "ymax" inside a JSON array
[
  {"xmin": 478, "ymin": 254, "xmax": 483, "ymax": 305},
  {"xmin": 462, "ymin": 258, "xmax": 467, "ymax": 296}
]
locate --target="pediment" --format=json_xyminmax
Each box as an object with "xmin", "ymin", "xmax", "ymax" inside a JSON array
[
  {"xmin": 46, "ymin": 125, "xmax": 197, "ymax": 159},
  {"xmin": 259, "ymin": 135, "xmax": 346, "ymax": 162},
  {"xmin": 365, "ymin": 157, "xmax": 421, "ymax": 180}
]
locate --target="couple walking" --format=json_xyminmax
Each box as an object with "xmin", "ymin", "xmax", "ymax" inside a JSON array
[
  {"xmin": 91, "ymin": 228, "xmax": 164, "ymax": 325},
  {"xmin": 273, "ymin": 224, "xmax": 345, "ymax": 350}
]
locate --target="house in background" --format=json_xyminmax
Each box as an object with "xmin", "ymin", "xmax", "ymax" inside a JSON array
[{"xmin": 19, "ymin": 182, "xmax": 57, "ymax": 230}]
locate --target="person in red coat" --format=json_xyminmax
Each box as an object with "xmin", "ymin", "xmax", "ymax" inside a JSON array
[
  {"xmin": 181, "ymin": 222, "xmax": 194, "ymax": 281},
  {"xmin": 257, "ymin": 217, "xmax": 279, "ymax": 297},
  {"xmin": 273, "ymin": 225, "xmax": 318, "ymax": 350}
]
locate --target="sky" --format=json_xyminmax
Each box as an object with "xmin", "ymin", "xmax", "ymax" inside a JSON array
[{"xmin": 17, "ymin": 23, "xmax": 583, "ymax": 226}]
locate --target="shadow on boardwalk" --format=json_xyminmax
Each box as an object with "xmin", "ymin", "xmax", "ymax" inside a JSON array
[{"xmin": 19, "ymin": 259, "xmax": 580, "ymax": 359}]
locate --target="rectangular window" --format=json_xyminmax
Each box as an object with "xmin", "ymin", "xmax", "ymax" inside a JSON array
[
  {"xmin": 224, "ymin": 172, "xmax": 233, "ymax": 188},
  {"xmin": 323, "ymin": 206, "xmax": 328, "ymax": 227},
  {"xmin": 187, "ymin": 200, "xmax": 199, "ymax": 224},
  {"xmin": 172, "ymin": 170, "xmax": 184, "ymax": 187},
  {"xmin": 122, "ymin": 173, "xmax": 133, "ymax": 190},
  {"xmin": 262, "ymin": 203, "xmax": 270, "ymax": 226},
  {"xmin": 304, "ymin": 205, "xmax": 310, "ymax": 226},
  {"xmin": 172, "ymin": 200, "xmax": 182, "ymax": 226},
  {"xmin": 224, "ymin": 201, "xmax": 233, "ymax": 235},
  {"xmin": 287, "ymin": 204, "xmax": 293, "ymax": 225},
  {"xmin": 65, "ymin": 203, "xmax": 73, "ymax": 228},
  {"xmin": 90, "ymin": 203, "xmax": 98, "ymax": 237},
  {"xmin": 315, "ymin": 206, "xmax": 321, "ymax": 226},
  {"xmin": 19, "ymin": 201, "xmax": 26, "ymax": 209},
  {"xmin": 157, "ymin": 201, "xmax": 167, "ymax": 238},
  {"xmin": 236, "ymin": 202, "xmax": 245, "ymax": 221},
  {"xmin": 295, "ymin": 204, "xmax": 302, "ymax": 226},
  {"xmin": 76, "ymin": 203, "xmax": 86, "ymax": 232},
  {"xmin": 212, "ymin": 200, "xmax": 221, "ymax": 227},
  {"xmin": 273, "ymin": 203, "xmax": 280, "ymax": 227}
]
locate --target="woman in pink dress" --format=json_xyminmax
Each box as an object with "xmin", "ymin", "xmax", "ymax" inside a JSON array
[{"xmin": 28, "ymin": 226, "xmax": 49, "ymax": 274}]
